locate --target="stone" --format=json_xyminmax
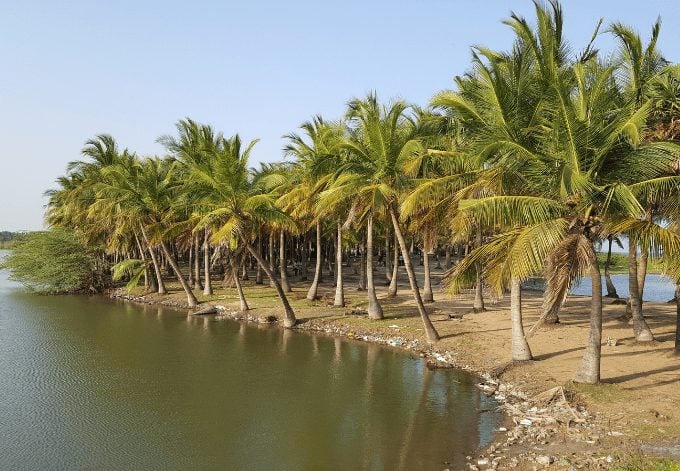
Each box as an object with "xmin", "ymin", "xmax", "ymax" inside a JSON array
[{"xmin": 535, "ymin": 455, "xmax": 552, "ymax": 466}]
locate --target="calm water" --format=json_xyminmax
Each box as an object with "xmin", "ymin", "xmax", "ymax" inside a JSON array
[
  {"xmin": 571, "ymin": 274, "xmax": 676, "ymax": 302},
  {"xmin": 0, "ymin": 254, "xmax": 500, "ymax": 470}
]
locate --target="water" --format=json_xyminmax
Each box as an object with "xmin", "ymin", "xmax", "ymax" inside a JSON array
[
  {"xmin": 571, "ymin": 274, "xmax": 676, "ymax": 302},
  {"xmin": 0, "ymin": 252, "xmax": 500, "ymax": 470}
]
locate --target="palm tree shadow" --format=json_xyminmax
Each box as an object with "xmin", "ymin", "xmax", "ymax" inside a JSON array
[
  {"xmin": 533, "ymin": 345, "xmax": 584, "ymax": 360},
  {"xmin": 605, "ymin": 363, "xmax": 680, "ymax": 384}
]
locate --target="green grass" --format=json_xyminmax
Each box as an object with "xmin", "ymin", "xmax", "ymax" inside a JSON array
[
  {"xmin": 612, "ymin": 456, "xmax": 680, "ymax": 471},
  {"xmin": 598, "ymin": 252, "xmax": 663, "ymax": 274},
  {"xmin": 565, "ymin": 381, "xmax": 631, "ymax": 404}
]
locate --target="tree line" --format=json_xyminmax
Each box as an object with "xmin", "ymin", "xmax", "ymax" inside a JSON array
[{"xmin": 13, "ymin": 1, "xmax": 680, "ymax": 384}]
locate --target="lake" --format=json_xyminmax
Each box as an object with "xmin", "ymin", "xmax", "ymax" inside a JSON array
[
  {"xmin": 0, "ymin": 253, "xmax": 500, "ymax": 470},
  {"xmin": 571, "ymin": 273, "xmax": 676, "ymax": 302}
]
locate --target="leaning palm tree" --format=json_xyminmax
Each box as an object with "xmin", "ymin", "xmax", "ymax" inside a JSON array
[
  {"xmin": 160, "ymin": 118, "xmax": 225, "ymax": 296},
  {"xmin": 320, "ymin": 93, "xmax": 440, "ymax": 342},
  {"xmin": 431, "ymin": 1, "xmax": 680, "ymax": 382},
  {"xmin": 283, "ymin": 116, "xmax": 342, "ymax": 301},
  {"xmin": 96, "ymin": 156, "xmax": 199, "ymax": 307},
  {"xmin": 186, "ymin": 134, "xmax": 298, "ymax": 327}
]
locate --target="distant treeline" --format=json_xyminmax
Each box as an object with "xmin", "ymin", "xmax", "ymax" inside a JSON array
[{"xmin": 0, "ymin": 231, "xmax": 23, "ymax": 248}]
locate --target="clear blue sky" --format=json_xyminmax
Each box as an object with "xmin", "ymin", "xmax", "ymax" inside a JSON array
[{"xmin": 1, "ymin": 0, "xmax": 678, "ymax": 231}]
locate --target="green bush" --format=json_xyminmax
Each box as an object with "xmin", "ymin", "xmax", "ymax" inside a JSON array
[{"xmin": 0, "ymin": 228, "xmax": 108, "ymax": 294}]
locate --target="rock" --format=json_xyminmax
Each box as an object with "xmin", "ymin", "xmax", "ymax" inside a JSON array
[
  {"xmin": 498, "ymin": 427, "xmax": 508, "ymax": 432},
  {"xmin": 477, "ymin": 458, "xmax": 489, "ymax": 466},
  {"xmin": 535, "ymin": 455, "xmax": 552, "ymax": 466},
  {"xmin": 519, "ymin": 418, "xmax": 533, "ymax": 426},
  {"xmin": 257, "ymin": 315, "xmax": 278, "ymax": 324}
]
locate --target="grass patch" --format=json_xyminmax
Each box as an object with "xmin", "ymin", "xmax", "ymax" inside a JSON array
[
  {"xmin": 597, "ymin": 252, "xmax": 663, "ymax": 274},
  {"xmin": 612, "ymin": 455, "xmax": 680, "ymax": 471},
  {"xmin": 565, "ymin": 381, "xmax": 631, "ymax": 404}
]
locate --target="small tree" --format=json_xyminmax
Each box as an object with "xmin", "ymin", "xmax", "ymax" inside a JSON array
[{"xmin": 1, "ymin": 229, "xmax": 108, "ymax": 294}]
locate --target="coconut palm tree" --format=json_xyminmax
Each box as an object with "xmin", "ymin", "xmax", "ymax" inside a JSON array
[
  {"xmin": 430, "ymin": 1, "xmax": 680, "ymax": 381},
  {"xmin": 283, "ymin": 116, "xmax": 342, "ymax": 301},
  {"xmin": 95, "ymin": 156, "xmax": 199, "ymax": 307},
  {"xmin": 185, "ymin": 134, "xmax": 298, "ymax": 327},
  {"xmin": 159, "ymin": 118, "xmax": 226, "ymax": 296},
  {"xmin": 320, "ymin": 93, "xmax": 440, "ymax": 341}
]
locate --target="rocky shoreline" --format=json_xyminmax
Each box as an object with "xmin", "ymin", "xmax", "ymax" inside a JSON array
[{"xmin": 111, "ymin": 289, "xmax": 629, "ymax": 470}]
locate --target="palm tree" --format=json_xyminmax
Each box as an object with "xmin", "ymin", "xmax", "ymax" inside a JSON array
[
  {"xmin": 283, "ymin": 116, "xmax": 341, "ymax": 301},
  {"xmin": 432, "ymin": 1, "xmax": 680, "ymax": 382},
  {"xmin": 609, "ymin": 20, "xmax": 671, "ymax": 341},
  {"xmin": 322, "ymin": 93, "xmax": 440, "ymax": 341},
  {"xmin": 97, "ymin": 156, "xmax": 199, "ymax": 307},
  {"xmin": 184, "ymin": 133, "xmax": 298, "ymax": 327},
  {"xmin": 159, "ymin": 118, "xmax": 225, "ymax": 296}
]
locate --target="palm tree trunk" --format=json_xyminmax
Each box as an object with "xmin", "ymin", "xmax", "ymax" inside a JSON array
[
  {"xmin": 307, "ymin": 221, "xmax": 322, "ymax": 301},
  {"xmin": 358, "ymin": 241, "xmax": 366, "ymax": 291},
  {"xmin": 255, "ymin": 236, "xmax": 263, "ymax": 285},
  {"xmin": 193, "ymin": 234, "xmax": 203, "ymax": 291},
  {"xmin": 388, "ymin": 231, "xmax": 399, "ymax": 297},
  {"xmin": 638, "ymin": 247, "xmax": 649, "ymax": 301},
  {"xmin": 473, "ymin": 227, "xmax": 485, "ymax": 312},
  {"xmin": 629, "ymin": 242, "xmax": 654, "ymax": 341},
  {"xmin": 604, "ymin": 237, "xmax": 618, "ymax": 298},
  {"xmin": 134, "ymin": 232, "xmax": 155, "ymax": 292},
  {"xmin": 159, "ymin": 240, "xmax": 198, "ymax": 308},
  {"xmin": 388, "ymin": 205, "xmax": 439, "ymax": 343},
  {"xmin": 203, "ymin": 230, "xmax": 213, "ymax": 295},
  {"xmin": 279, "ymin": 230, "xmax": 291, "ymax": 292},
  {"xmin": 637, "ymin": 209, "xmax": 652, "ymax": 302},
  {"xmin": 366, "ymin": 215, "xmax": 383, "ymax": 319},
  {"xmin": 229, "ymin": 252, "xmax": 249, "ymax": 312},
  {"xmin": 140, "ymin": 225, "xmax": 166, "ymax": 294},
  {"xmin": 511, "ymin": 276, "xmax": 532, "ymax": 361},
  {"xmin": 574, "ymin": 245, "xmax": 603, "ymax": 384},
  {"xmin": 444, "ymin": 245, "xmax": 451, "ymax": 269},
  {"xmin": 268, "ymin": 231, "xmax": 276, "ymax": 288},
  {"xmin": 188, "ymin": 244, "xmax": 194, "ymax": 287},
  {"xmin": 300, "ymin": 232, "xmax": 308, "ymax": 281},
  {"xmin": 244, "ymin": 241, "xmax": 296, "ymax": 328},
  {"xmin": 422, "ymin": 248, "xmax": 434, "ymax": 303},
  {"xmin": 241, "ymin": 258, "xmax": 249, "ymax": 280},
  {"xmin": 385, "ymin": 227, "xmax": 392, "ymax": 283},
  {"xmin": 334, "ymin": 223, "xmax": 345, "ymax": 307}
]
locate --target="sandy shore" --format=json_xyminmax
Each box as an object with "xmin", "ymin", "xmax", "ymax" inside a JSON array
[{"xmin": 111, "ymin": 266, "xmax": 680, "ymax": 470}]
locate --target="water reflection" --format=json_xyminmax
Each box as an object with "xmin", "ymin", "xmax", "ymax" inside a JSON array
[{"xmin": 0, "ymin": 267, "xmax": 501, "ymax": 470}]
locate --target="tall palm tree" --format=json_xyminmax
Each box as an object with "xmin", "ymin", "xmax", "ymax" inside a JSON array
[
  {"xmin": 96, "ymin": 156, "xmax": 199, "ymax": 307},
  {"xmin": 283, "ymin": 116, "xmax": 341, "ymax": 301},
  {"xmin": 321, "ymin": 93, "xmax": 440, "ymax": 341},
  {"xmin": 160, "ymin": 118, "xmax": 225, "ymax": 296},
  {"xmin": 609, "ymin": 20, "xmax": 671, "ymax": 341},
  {"xmin": 185, "ymin": 134, "xmax": 298, "ymax": 327},
  {"xmin": 432, "ymin": 1, "xmax": 680, "ymax": 382}
]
